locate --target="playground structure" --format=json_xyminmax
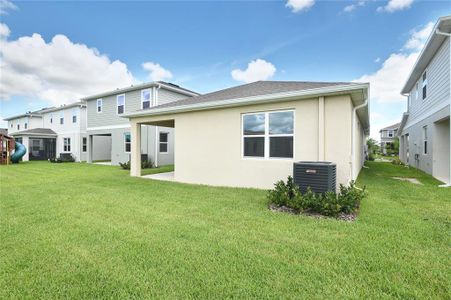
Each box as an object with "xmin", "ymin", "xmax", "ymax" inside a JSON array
[{"xmin": 0, "ymin": 133, "xmax": 27, "ymax": 165}]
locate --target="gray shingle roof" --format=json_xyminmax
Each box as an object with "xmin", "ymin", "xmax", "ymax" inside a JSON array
[
  {"xmin": 11, "ymin": 128, "xmax": 57, "ymax": 136},
  {"xmin": 146, "ymin": 81, "xmax": 356, "ymax": 110},
  {"xmin": 380, "ymin": 123, "xmax": 400, "ymax": 131}
]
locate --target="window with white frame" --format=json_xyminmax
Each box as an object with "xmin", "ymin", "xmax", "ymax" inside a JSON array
[
  {"xmin": 10, "ymin": 122, "xmax": 12, "ymax": 128},
  {"xmin": 24, "ymin": 122, "xmax": 28, "ymax": 129},
  {"xmin": 141, "ymin": 89, "xmax": 152, "ymax": 109},
  {"xmin": 388, "ymin": 130, "xmax": 393, "ymax": 137},
  {"xmin": 423, "ymin": 126, "xmax": 428, "ymax": 154},
  {"xmin": 117, "ymin": 94, "xmax": 125, "ymax": 114},
  {"xmin": 72, "ymin": 109, "xmax": 77, "ymax": 123},
  {"xmin": 82, "ymin": 137, "xmax": 87, "ymax": 152},
  {"xmin": 159, "ymin": 132, "xmax": 168, "ymax": 153},
  {"xmin": 50, "ymin": 114, "xmax": 53, "ymax": 124},
  {"xmin": 124, "ymin": 132, "xmax": 131, "ymax": 153},
  {"xmin": 97, "ymin": 99, "xmax": 102, "ymax": 113},
  {"xmin": 60, "ymin": 111, "xmax": 64, "ymax": 124},
  {"xmin": 422, "ymin": 71, "xmax": 427, "ymax": 100},
  {"xmin": 17, "ymin": 124, "xmax": 20, "ymax": 130},
  {"xmin": 242, "ymin": 110, "xmax": 294, "ymax": 159},
  {"xmin": 63, "ymin": 138, "xmax": 71, "ymax": 152}
]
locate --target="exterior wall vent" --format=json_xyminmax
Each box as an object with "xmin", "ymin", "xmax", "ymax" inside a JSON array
[{"xmin": 293, "ymin": 161, "xmax": 336, "ymax": 193}]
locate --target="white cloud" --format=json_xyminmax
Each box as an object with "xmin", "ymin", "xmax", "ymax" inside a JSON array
[
  {"xmin": 0, "ymin": 29, "xmax": 137, "ymax": 105},
  {"xmin": 377, "ymin": 0, "xmax": 414, "ymax": 13},
  {"xmin": 374, "ymin": 57, "xmax": 381, "ymax": 63},
  {"xmin": 231, "ymin": 59, "xmax": 276, "ymax": 83},
  {"xmin": 354, "ymin": 21, "xmax": 432, "ymax": 103},
  {"xmin": 354, "ymin": 21, "xmax": 432, "ymax": 139},
  {"xmin": 403, "ymin": 22, "xmax": 434, "ymax": 51},
  {"xmin": 142, "ymin": 62, "xmax": 173, "ymax": 81},
  {"xmin": 286, "ymin": 0, "xmax": 315, "ymax": 13},
  {"xmin": 343, "ymin": 1, "xmax": 365, "ymax": 13},
  {"xmin": 0, "ymin": 22, "xmax": 10, "ymax": 38},
  {"xmin": 0, "ymin": 0, "xmax": 17, "ymax": 15}
]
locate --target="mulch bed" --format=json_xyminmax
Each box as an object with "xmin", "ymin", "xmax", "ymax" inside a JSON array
[{"xmin": 268, "ymin": 203, "xmax": 357, "ymax": 222}]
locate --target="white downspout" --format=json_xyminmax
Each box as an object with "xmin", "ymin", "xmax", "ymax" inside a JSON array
[
  {"xmin": 436, "ymin": 29, "xmax": 451, "ymax": 186},
  {"xmin": 351, "ymin": 97, "xmax": 368, "ymax": 182}
]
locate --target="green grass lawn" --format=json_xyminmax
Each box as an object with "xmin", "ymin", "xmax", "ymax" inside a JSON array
[{"xmin": 0, "ymin": 161, "xmax": 449, "ymax": 298}]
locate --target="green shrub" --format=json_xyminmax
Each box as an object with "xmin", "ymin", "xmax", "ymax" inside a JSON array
[
  {"xmin": 267, "ymin": 176, "xmax": 301, "ymax": 208},
  {"xmin": 119, "ymin": 159, "xmax": 155, "ymax": 170},
  {"xmin": 391, "ymin": 158, "xmax": 404, "ymax": 165},
  {"xmin": 368, "ymin": 153, "xmax": 375, "ymax": 161},
  {"xmin": 268, "ymin": 177, "xmax": 366, "ymax": 218}
]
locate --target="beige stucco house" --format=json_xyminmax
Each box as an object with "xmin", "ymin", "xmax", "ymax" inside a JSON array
[{"xmin": 124, "ymin": 81, "xmax": 370, "ymax": 189}]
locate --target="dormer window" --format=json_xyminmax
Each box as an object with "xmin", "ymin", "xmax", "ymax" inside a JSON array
[
  {"xmin": 72, "ymin": 109, "xmax": 77, "ymax": 123},
  {"xmin": 422, "ymin": 71, "xmax": 427, "ymax": 100},
  {"xmin": 141, "ymin": 89, "xmax": 152, "ymax": 109},
  {"xmin": 117, "ymin": 94, "xmax": 125, "ymax": 114}
]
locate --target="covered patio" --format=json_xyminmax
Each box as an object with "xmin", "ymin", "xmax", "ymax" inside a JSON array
[{"xmin": 130, "ymin": 118, "xmax": 175, "ymax": 178}]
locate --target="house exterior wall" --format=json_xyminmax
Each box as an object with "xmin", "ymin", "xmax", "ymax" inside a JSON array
[
  {"xmin": 7, "ymin": 116, "xmax": 42, "ymax": 134},
  {"xmin": 41, "ymin": 106, "xmax": 87, "ymax": 162},
  {"xmin": 405, "ymin": 37, "xmax": 450, "ymax": 127},
  {"xmin": 399, "ymin": 36, "xmax": 450, "ymax": 184},
  {"xmin": 131, "ymin": 95, "xmax": 362, "ymax": 189},
  {"xmin": 86, "ymin": 86, "xmax": 185, "ymax": 165},
  {"xmin": 400, "ymin": 105, "xmax": 450, "ymax": 177}
]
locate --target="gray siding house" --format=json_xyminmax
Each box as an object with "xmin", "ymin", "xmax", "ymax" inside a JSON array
[
  {"xmin": 82, "ymin": 82, "xmax": 199, "ymax": 166},
  {"xmin": 379, "ymin": 123, "xmax": 399, "ymax": 155},
  {"xmin": 398, "ymin": 16, "xmax": 450, "ymax": 186}
]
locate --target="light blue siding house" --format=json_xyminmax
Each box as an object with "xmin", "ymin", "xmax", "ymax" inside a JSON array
[
  {"xmin": 398, "ymin": 16, "xmax": 451, "ymax": 186},
  {"xmin": 82, "ymin": 81, "xmax": 199, "ymax": 166}
]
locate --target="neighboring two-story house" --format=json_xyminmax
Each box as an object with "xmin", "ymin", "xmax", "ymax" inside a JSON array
[
  {"xmin": 398, "ymin": 16, "xmax": 450, "ymax": 186},
  {"xmin": 5, "ymin": 103, "xmax": 87, "ymax": 161},
  {"xmin": 379, "ymin": 123, "xmax": 399, "ymax": 155},
  {"xmin": 81, "ymin": 81, "xmax": 199, "ymax": 166}
]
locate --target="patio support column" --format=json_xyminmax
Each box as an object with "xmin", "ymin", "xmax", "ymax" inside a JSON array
[
  {"xmin": 318, "ymin": 96, "xmax": 325, "ymax": 161},
  {"xmin": 87, "ymin": 135, "xmax": 93, "ymax": 163},
  {"xmin": 130, "ymin": 121, "xmax": 141, "ymax": 177}
]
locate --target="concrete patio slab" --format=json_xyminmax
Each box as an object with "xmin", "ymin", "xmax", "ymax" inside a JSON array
[{"xmin": 142, "ymin": 171, "xmax": 175, "ymax": 182}]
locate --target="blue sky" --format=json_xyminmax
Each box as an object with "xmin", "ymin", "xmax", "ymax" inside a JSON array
[{"xmin": 0, "ymin": 0, "xmax": 450, "ymax": 139}]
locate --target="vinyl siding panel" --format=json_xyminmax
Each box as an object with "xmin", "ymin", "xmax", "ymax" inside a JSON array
[
  {"xmin": 158, "ymin": 88, "xmax": 189, "ymax": 106},
  {"xmin": 406, "ymin": 37, "xmax": 450, "ymax": 127},
  {"xmin": 87, "ymin": 87, "xmax": 192, "ymax": 128}
]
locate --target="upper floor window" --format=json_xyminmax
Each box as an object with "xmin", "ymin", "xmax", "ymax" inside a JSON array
[
  {"xmin": 97, "ymin": 99, "xmax": 102, "ymax": 113},
  {"xmin": 388, "ymin": 130, "xmax": 393, "ymax": 137},
  {"xmin": 10, "ymin": 123, "xmax": 13, "ymax": 128},
  {"xmin": 72, "ymin": 109, "xmax": 77, "ymax": 123},
  {"xmin": 82, "ymin": 137, "xmax": 87, "ymax": 152},
  {"xmin": 117, "ymin": 94, "xmax": 125, "ymax": 114},
  {"xmin": 423, "ymin": 126, "xmax": 428, "ymax": 155},
  {"xmin": 17, "ymin": 124, "xmax": 20, "ymax": 130},
  {"xmin": 141, "ymin": 89, "xmax": 152, "ymax": 109},
  {"xmin": 60, "ymin": 111, "xmax": 64, "ymax": 125},
  {"xmin": 124, "ymin": 132, "xmax": 131, "ymax": 153},
  {"xmin": 242, "ymin": 110, "xmax": 294, "ymax": 159},
  {"xmin": 159, "ymin": 132, "xmax": 168, "ymax": 153},
  {"xmin": 24, "ymin": 123, "xmax": 28, "ymax": 129},
  {"xmin": 422, "ymin": 71, "xmax": 427, "ymax": 100},
  {"xmin": 50, "ymin": 114, "xmax": 53, "ymax": 124}
]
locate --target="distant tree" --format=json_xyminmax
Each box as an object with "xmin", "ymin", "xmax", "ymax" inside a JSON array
[{"xmin": 366, "ymin": 138, "xmax": 380, "ymax": 154}]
